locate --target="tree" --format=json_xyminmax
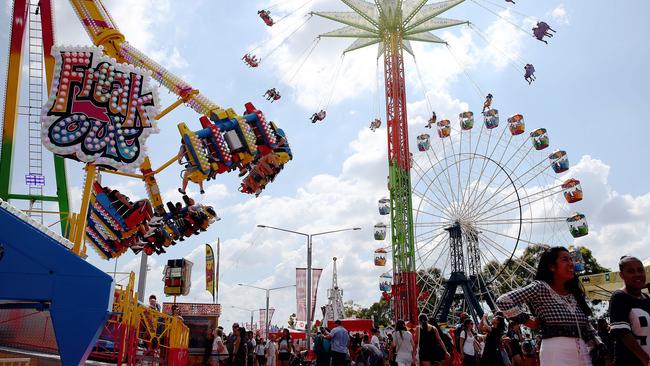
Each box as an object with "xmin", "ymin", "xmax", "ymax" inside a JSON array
[
  {"xmin": 358, "ymin": 297, "xmax": 392, "ymax": 327},
  {"xmin": 578, "ymin": 246, "xmax": 610, "ymax": 275},
  {"xmin": 342, "ymin": 298, "xmax": 392, "ymax": 327}
]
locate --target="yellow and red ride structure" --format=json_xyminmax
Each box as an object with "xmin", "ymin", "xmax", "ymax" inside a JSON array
[{"xmin": 0, "ymin": 0, "xmax": 292, "ymax": 364}]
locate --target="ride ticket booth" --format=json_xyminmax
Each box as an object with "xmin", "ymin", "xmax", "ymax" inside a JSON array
[{"xmin": 162, "ymin": 303, "xmax": 221, "ymax": 365}]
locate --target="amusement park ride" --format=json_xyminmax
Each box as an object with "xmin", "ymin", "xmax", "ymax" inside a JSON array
[
  {"xmin": 0, "ymin": 0, "xmax": 292, "ymax": 364},
  {"xmin": 311, "ymin": 0, "xmax": 471, "ymax": 324},
  {"xmin": 290, "ymin": 0, "xmax": 575, "ymax": 326}
]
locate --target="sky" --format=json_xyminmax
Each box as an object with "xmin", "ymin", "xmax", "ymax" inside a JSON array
[{"xmin": 1, "ymin": 0, "xmax": 650, "ymax": 330}]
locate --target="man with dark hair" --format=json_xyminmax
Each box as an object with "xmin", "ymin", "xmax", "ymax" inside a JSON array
[
  {"xmin": 148, "ymin": 294, "xmax": 161, "ymax": 311},
  {"xmin": 326, "ymin": 320, "xmax": 349, "ymax": 366},
  {"xmin": 226, "ymin": 323, "xmax": 240, "ymax": 366},
  {"xmin": 609, "ymin": 256, "xmax": 650, "ymax": 366}
]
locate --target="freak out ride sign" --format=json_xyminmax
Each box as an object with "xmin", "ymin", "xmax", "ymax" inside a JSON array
[{"xmin": 41, "ymin": 46, "xmax": 160, "ymax": 171}]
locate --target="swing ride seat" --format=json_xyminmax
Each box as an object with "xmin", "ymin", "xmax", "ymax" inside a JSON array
[
  {"xmin": 243, "ymin": 102, "xmax": 278, "ymax": 152},
  {"xmin": 86, "ymin": 182, "xmax": 154, "ymax": 258},
  {"xmin": 0, "ymin": 199, "xmax": 113, "ymax": 366}
]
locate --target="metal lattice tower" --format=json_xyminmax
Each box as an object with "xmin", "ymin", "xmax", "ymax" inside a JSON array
[
  {"xmin": 325, "ymin": 257, "xmax": 345, "ymax": 321},
  {"xmin": 0, "ymin": 0, "xmax": 71, "ymax": 234},
  {"xmin": 313, "ymin": 0, "xmax": 467, "ymax": 323},
  {"xmin": 465, "ymin": 226, "xmax": 481, "ymax": 276},
  {"xmin": 26, "ymin": 0, "xmax": 44, "ymax": 222}
]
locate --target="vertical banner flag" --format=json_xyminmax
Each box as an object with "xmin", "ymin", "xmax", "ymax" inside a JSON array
[
  {"xmin": 206, "ymin": 244, "xmax": 215, "ymax": 303},
  {"xmin": 296, "ymin": 268, "xmax": 307, "ymax": 321},
  {"xmin": 215, "ymin": 239, "xmax": 220, "ymax": 304},
  {"xmin": 311, "ymin": 268, "xmax": 323, "ymax": 319},
  {"xmin": 259, "ymin": 308, "xmax": 276, "ymax": 337},
  {"xmin": 296, "ymin": 268, "xmax": 324, "ymax": 322}
]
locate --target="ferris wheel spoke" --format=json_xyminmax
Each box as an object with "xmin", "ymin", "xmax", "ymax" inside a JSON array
[
  {"xmin": 427, "ymin": 143, "xmax": 457, "ymax": 215},
  {"xmin": 477, "ymin": 185, "xmax": 565, "ymax": 222},
  {"xmin": 413, "ymin": 208, "xmax": 451, "ymax": 223},
  {"xmin": 441, "ymin": 140, "xmax": 462, "ymax": 215},
  {"xmin": 450, "ymin": 131, "xmax": 463, "ymax": 210},
  {"xmin": 424, "ymin": 145, "xmax": 458, "ymax": 207},
  {"xmin": 475, "ymin": 225, "xmax": 551, "ymax": 248},
  {"xmin": 464, "ymin": 135, "xmax": 529, "ymax": 214},
  {"xmin": 415, "ymin": 228, "xmax": 447, "ymax": 245},
  {"xmin": 413, "ymin": 158, "xmax": 458, "ymax": 211},
  {"xmin": 460, "ymin": 129, "xmax": 497, "ymax": 217},
  {"xmin": 461, "ymin": 129, "xmax": 512, "ymax": 218},
  {"xmin": 412, "ymin": 187, "xmax": 453, "ymax": 219},
  {"xmin": 474, "ymin": 155, "xmax": 555, "ymax": 218},
  {"xmin": 469, "ymin": 147, "xmax": 544, "ymax": 219},
  {"xmin": 458, "ymin": 130, "xmax": 474, "ymax": 206},
  {"xmin": 414, "ymin": 221, "xmax": 451, "ymax": 228},
  {"xmin": 410, "ymin": 164, "xmax": 456, "ymax": 213},
  {"xmin": 416, "ymin": 235, "xmax": 451, "ymax": 278},
  {"xmin": 479, "ymin": 233, "xmax": 537, "ymax": 275},
  {"xmin": 475, "ymin": 183, "xmax": 563, "ymax": 221},
  {"xmin": 479, "ymin": 250, "xmax": 528, "ymax": 292},
  {"xmin": 475, "ymin": 217, "xmax": 566, "ymax": 225}
]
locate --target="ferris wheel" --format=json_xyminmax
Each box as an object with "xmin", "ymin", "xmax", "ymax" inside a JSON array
[{"xmin": 374, "ymin": 108, "xmax": 588, "ymax": 321}]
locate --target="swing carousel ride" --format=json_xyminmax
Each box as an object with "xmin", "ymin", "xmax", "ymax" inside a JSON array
[{"xmin": 242, "ymin": 0, "xmax": 580, "ymax": 324}]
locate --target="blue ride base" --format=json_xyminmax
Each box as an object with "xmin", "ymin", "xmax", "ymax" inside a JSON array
[{"xmin": 0, "ymin": 200, "xmax": 114, "ymax": 365}]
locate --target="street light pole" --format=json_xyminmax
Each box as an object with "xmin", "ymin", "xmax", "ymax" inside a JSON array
[
  {"xmin": 257, "ymin": 225, "xmax": 361, "ymax": 351},
  {"xmin": 231, "ymin": 306, "xmax": 255, "ymax": 330},
  {"xmin": 238, "ymin": 283, "xmax": 295, "ymax": 340}
]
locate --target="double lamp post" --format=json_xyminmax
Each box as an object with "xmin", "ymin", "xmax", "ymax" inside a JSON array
[
  {"xmin": 256, "ymin": 224, "xmax": 360, "ymax": 351},
  {"xmin": 237, "ymin": 283, "xmax": 296, "ymax": 339}
]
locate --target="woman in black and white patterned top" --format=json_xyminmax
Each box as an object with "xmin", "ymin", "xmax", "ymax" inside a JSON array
[{"xmin": 496, "ymin": 246, "xmax": 598, "ymax": 366}]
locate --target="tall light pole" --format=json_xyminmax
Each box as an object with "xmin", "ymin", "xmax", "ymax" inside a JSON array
[
  {"xmin": 257, "ymin": 225, "xmax": 361, "ymax": 350},
  {"xmin": 238, "ymin": 283, "xmax": 295, "ymax": 339},
  {"xmin": 231, "ymin": 306, "xmax": 255, "ymax": 330}
]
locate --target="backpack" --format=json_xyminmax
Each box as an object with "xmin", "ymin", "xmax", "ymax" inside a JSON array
[
  {"xmin": 314, "ymin": 335, "xmax": 324, "ymax": 354},
  {"xmin": 454, "ymin": 326, "xmax": 465, "ymax": 352},
  {"xmin": 439, "ymin": 330, "xmax": 454, "ymax": 354},
  {"xmin": 322, "ymin": 338, "xmax": 331, "ymax": 352}
]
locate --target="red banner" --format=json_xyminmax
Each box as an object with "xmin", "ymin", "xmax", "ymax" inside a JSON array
[
  {"xmin": 296, "ymin": 268, "xmax": 323, "ymax": 323},
  {"xmin": 259, "ymin": 308, "xmax": 275, "ymax": 337},
  {"xmin": 311, "ymin": 268, "xmax": 323, "ymax": 320},
  {"xmin": 296, "ymin": 268, "xmax": 307, "ymax": 321}
]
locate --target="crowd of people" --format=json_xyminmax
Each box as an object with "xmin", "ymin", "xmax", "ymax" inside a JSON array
[{"xmin": 192, "ymin": 246, "xmax": 648, "ymax": 366}]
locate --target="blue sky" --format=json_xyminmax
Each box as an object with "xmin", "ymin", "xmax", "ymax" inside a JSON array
[{"xmin": 1, "ymin": 0, "xmax": 650, "ymax": 329}]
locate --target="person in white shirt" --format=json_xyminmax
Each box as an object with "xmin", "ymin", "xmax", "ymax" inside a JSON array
[
  {"xmin": 391, "ymin": 320, "xmax": 415, "ymax": 366},
  {"xmin": 371, "ymin": 329, "xmax": 381, "ymax": 349},
  {"xmin": 265, "ymin": 335, "xmax": 277, "ymax": 366},
  {"xmin": 460, "ymin": 318, "xmax": 479, "ymax": 366}
]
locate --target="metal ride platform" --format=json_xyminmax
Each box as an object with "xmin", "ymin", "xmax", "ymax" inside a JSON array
[{"xmin": 0, "ymin": 199, "xmax": 114, "ymax": 365}]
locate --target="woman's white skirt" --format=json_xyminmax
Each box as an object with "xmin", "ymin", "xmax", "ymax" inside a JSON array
[{"xmin": 540, "ymin": 337, "xmax": 592, "ymax": 366}]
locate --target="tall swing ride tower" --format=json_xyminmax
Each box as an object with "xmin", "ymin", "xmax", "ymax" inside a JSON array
[{"xmin": 313, "ymin": 0, "xmax": 467, "ymax": 323}]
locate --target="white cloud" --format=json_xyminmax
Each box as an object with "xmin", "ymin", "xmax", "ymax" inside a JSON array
[
  {"xmin": 549, "ymin": 4, "xmax": 570, "ymax": 25},
  {"xmin": 567, "ymin": 156, "xmax": 650, "ymax": 269}
]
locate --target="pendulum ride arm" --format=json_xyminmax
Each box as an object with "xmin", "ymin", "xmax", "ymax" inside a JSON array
[
  {"xmin": 384, "ymin": 31, "xmax": 418, "ymax": 324},
  {"xmin": 65, "ymin": 0, "xmax": 260, "ymax": 250},
  {"xmin": 0, "ymin": 0, "xmax": 71, "ymax": 235}
]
